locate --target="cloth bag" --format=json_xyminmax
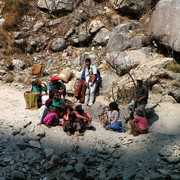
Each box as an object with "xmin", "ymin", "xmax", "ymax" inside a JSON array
[{"xmin": 24, "ymin": 91, "xmax": 40, "ymax": 110}]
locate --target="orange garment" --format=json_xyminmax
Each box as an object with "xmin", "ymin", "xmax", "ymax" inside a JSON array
[{"xmin": 73, "ymin": 80, "xmax": 86, "ymax": 103}]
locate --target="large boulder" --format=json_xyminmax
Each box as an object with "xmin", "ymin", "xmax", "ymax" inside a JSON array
[
  {"xmin": 106, "ymin": 33, "xmax": 130, "ymax": 53},
  {"xmin": 106, "ymin": 51, "xmax": 139, "ymax": 76},
  {"xmin": 168, "ymin": 89, "xmax": 180, "ymax": 103},
  {"xmin": 38, "ymin": 0, "xmax": 80, "ymax": 13},
  {"xmin": 106, "ymin": 49, "xmax": 152, "ymax": 76},
  {"xmin": 109, "ymin": 0, "xmax": 152, "ymax": 18},
  {"xmin": 148, "ymin": 0, "xmax": 180, "ymax": 52},
  {"xmin": 92, "ymin": 28, "xmax": 111, "ymax": 46}
]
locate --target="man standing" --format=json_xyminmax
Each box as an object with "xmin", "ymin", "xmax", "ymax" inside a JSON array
[
  {"xmin": 84, "ymin": 58, "xmax": 98, "ymax": 106},
  {"xmin": 127, "ymin": 77, "xmax": 149, "ymax": 119}
]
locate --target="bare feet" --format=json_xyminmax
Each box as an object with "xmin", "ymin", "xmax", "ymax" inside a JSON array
[
  {"xmin": 37, "ymin": 123, "xmax": 41, "ymax": 126},
  {"xmin": 74, "ymin": 131, "xmax": 84, "ymax": 136}
]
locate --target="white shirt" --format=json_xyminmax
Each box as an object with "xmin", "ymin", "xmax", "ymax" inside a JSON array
[{"xmin": 85, "ymin": 64, "xmax": 97, "ymax": 83}]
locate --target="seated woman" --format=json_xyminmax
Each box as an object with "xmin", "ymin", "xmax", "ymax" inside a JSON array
[
  {"xmin": 48, "ymin": 75, "xmax": 66, "ymax": 99},
  {"xmin": 31, "ymin": 79, "xmax": 47, "ymax": 95},
  {"xmin": 30, "ymin": 79, "xmax": 48, "ymax": 108},
  {"xmin": 104, "ymin": 102, "xmax": 124, "ymax": 132},
  {"xmin": 129, "ymin": 109, "xmax": 149, "ymax": 136},
  {"xmin": 42, "ymin": 107, "xmax": 60, "ymax": 126},
  {"xmin": 38, "ymin": 91, "xmax": 65, "ymax": 125},
  {"xmin": 74, "ymin": 104, "xmax": 95, "ymax": 132},
  {"xmin": 63, "ymin": 106, "xmax": 82, "ymax": 136}
]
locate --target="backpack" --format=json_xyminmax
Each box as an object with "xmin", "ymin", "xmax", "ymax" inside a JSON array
[{"xmin": 96, "ymin": 68, "xmax": 102, "ymax": 88}]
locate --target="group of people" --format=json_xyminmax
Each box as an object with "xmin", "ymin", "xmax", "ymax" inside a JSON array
[
  {"xmin": 98, "ymin": 77, "xmax": 149, "ymax": 136},
  {"xmin": 29, "ymin": 57, "xmax": 150, "ymax": 137},
  {"xmin": 127, "ymin": 77, "xmax": 149, "ymax": 136},
  {"xmin": 40, "ymin": 90, "xmax": 95, "ymax": 136},
  {"xmin": 31, "ymin": 85, "xmax": 95, "ymax": 136},
  {"xmin": 28, "ymin": 57, "xmax": 101, "ymax": 136}
]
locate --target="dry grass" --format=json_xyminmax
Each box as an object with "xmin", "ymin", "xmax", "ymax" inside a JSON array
[
  {"xmin": 0, "ymin": 27, "xmax": 14, "ymax": 54},
  {"xmin": 165, "ymin": 62, "xmax": 180, "ymax": 73},
  {"xmin": 2, "ymin": 0, "xmax": 32, "ymax": 31},
  {"xmin": 0, "ymin": 0, "xmax": 35, "ymax": 56}
]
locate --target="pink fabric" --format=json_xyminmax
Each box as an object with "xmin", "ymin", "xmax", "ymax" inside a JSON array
[
  {"xmin": 74, "ymin": 110, "xmax": 90, "ymax": 120},
  {"xmin": 131, "ymin": 116, "xmax": 149, "ymax": 130},
  {"xmin": 62, "ymin": 114, "xmax": 69, "ymax": 127},
  {"xmin": 43, "ymin": 112, "xmax": 59, "ymax": 125}
]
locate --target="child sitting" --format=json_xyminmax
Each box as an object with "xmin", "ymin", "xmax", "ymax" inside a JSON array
[
  {"xmin": 42, "ymin": 107, "xmax": 60, "ymax": 126},
  {"xmin": 74, "ymin": 104, "xmax": 96, "ymax": 132},
  {"xmin": 130, "ymin": 109, "xmax": 149, "ymax": 136}
]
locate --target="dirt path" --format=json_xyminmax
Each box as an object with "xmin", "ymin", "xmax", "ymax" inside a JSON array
[{"xmin": 0, "ymin": 81, "xmax": 179, "ymax": 179}]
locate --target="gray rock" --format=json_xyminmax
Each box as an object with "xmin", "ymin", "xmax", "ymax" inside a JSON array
[
  {"xmin": 12, "ymin": 59, "xmax": 25, "ymax": 70},
  {"xmin": 64, "ymin": 27, "xmax": 75, "ymax": 39},
  {"xmin": 122, "ymin": 168, "xmax": 136, "ymax": 180},
  {"xmin": 38, "ymin": 0, "xmax": 80, "ymax": 13},
  {"xmin": 164, "ymin": 155, "xmax": 180, "ymax": 164},
  {"xmin": 16, "ymin": 143, "xmax": 34, "ymax": 150},
  {"xmin": 148, "ymin": 172, "xmax": 166, "ymax": 180},
  {"xmin": 13, "ymin": 31, "xmax": 24, "ymax": 39},
  {"xmin": 59, "ymin": 158, "xmax": 69, "ymax": 166},
  {"xmin": 106, "ymin": 33, "xmax": 131, "ymax": 53},
  {"xmin": 112, "ymin": 148, "xmax": 121, "ymax": 159},
  {"xmin": 106, "ymin": 51, "xmax": 140, "ymax": 76},
  {"xmin": 34, "ymin": 127, "xmax": 45, "ymax": 138},
  {"xmin": 99, "ymin": 168, "xmax": 106, "ymax": 180},
  {"xmin": 86, "ymin": 157, "xmax": 100, "ymax": 166},
  {"xmin": 109, "ymin": 0, "xmax": 151, "ymax": 17},
  {"xmin": 12, "ymin": 128, "xmax": 21, "ymax": 136},
  {"xmin": 113, "ymin": 23, "xmax": 139, "ymax": 33},
  {"xmin": 28, "ymin": 140, "xmax": 41, "ymax": 149},
  {"xmin": 152, "ymin": 84, "xmax": 163, "ymax": 94},
  {"xmin": 131, "ymin": 35, "xmax": 150, "ymax": 49},
  {"xmin": 122, "ymin": 139, "xmax": 134, "ymax": 145},
  {"xmin": 74, "ymin": 162, "xmax": 86, "ymax": 179},
  {"xmin": 28, "ymin": 133, "xmax": 40, "ymax": 141},
  {"xmin": 170, "ymin": 174, "xmax": 180, "ymax": 180},
  {"xmin": 33, "ymin": 21, "xmax": 44, "ymax": 32},
  {"xmin": 97, "ymin": 152, "xmax": 110, "ymax": 160},
  {"xmin": 44, "ymin": 148, "xmax": 55, "ymax": 160},
  {"xmin": 14, "ymin": 39, "xmax": 27, "ymax": 50},
  {"xmin": 148, "ymin": 0, "xmax": 180, "ymax": 52},
  {"xmin": 12, "ymin": 170, "xmax": 25, "ymax": 180},
  {"xmin": 50, "ymin": 154, "xmax": 59, "ymax": 164},
  {"xmin": 66, "ymin": 165, "xmax": 73, "ymax": 173},
  {"xmin": 89, "ymin": 19, "xmax": 104, "ymax": 34},
  {"xmin": 168, "ymin": 89, "xmax": 180, "ymax": 103},
  {"xmin": 50, "ymin": 37, "xmax": 67, "ymax": 52},
  {"xmin": 92, "ymin": 28, "xmax": 110, "ymax": 46},
  {"xmin": 43, "ymin": 161, "xmax": 54, "ymax": 170},
  {"xmin": 22, "ymin": 121, "xmax": 32, "ymax": 128},
  {"xmin": 3, "ymin": 156, "xmax": 12, "ymax": 163},
  {"xmin": 70, "ymin": 24, "xmax": 92, "ymax": 46},
  {"xmin": 0, "ymin": 70, "xmax": 6, "ymax": 76}
]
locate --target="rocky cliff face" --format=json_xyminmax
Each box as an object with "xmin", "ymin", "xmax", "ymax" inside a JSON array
[{"xmin": 0, "ymin": 0, "xmax": 179, "ymax": 103}]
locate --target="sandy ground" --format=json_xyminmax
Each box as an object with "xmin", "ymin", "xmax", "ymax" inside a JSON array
[{"xmin": 0, "ymin": 81, "xmax": 180, "ymax": 179}]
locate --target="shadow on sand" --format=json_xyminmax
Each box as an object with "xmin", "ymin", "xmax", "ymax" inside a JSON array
[{"xmin": 145, "ymin": 107, "xmax": 159, "ymax": 127}]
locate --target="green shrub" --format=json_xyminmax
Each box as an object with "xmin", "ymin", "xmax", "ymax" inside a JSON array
[{"xmin": 165, "ymin": 62, "xmax": 180, "ymax": 73}]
